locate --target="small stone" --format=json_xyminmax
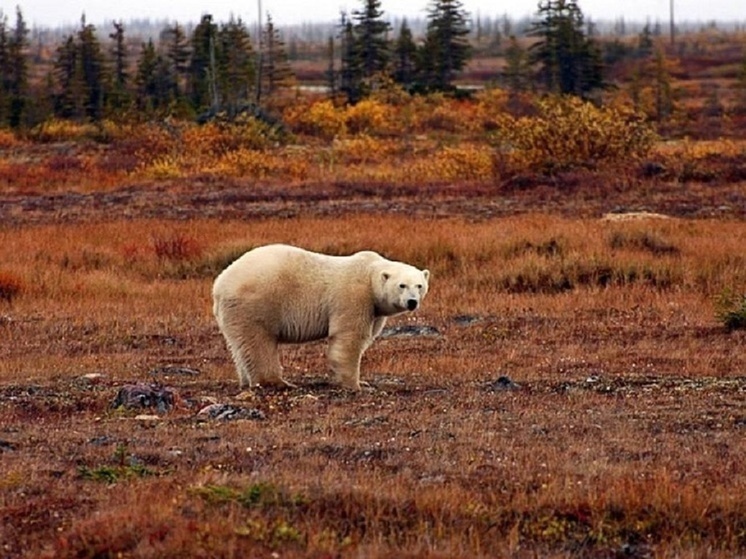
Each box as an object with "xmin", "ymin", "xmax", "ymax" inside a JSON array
[
  {"xmin": 149, "ymin": 365, "xmax": 200, "ymax": 377},
  {"xmin": 380, "ymin": 325, "xmax": 441, "ymax": 338},
  {"xmin": 485, "ymin": 376, "xmax": 521, "ymax": 391},
  {"xmin": 197, "ymin": 403, "xmax": 265, "ymax": 421},
  {"xmin": 112, "ymin": 384, "xmax": 178, "ymax": 413}
]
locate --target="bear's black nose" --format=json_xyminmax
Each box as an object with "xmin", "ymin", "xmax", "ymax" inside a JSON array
[{"xmin": 407, "ymin": 299, "xmax": 418, "ymax": 311}]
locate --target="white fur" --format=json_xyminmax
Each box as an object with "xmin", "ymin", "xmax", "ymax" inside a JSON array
[{"xmin": 213, "ymin": 244, "xmax": 430, "ymax": 390}]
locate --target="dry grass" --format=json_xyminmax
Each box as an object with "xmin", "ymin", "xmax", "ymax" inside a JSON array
[{"xmin": 1, "ymin": 212, "xmax": 745, "ymax": 558}]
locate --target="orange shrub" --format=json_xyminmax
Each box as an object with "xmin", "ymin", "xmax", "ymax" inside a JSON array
[
  {"xmin": 491, "ymin": 96, "xmax": 657, "ymax": 174},
  {"xmin": 284, "ymin": 100, "xmax": 346, "ymax": 139},
  {"xmin": 407, "ymin": 144, "xmax": 495, "ymax": 182},
  {"xmin": 152, "ymin": 233, "xmax": 202, "ymax": 261},
  {"xmin": 344, "ymin": 99, "xmax": 390, "ymax": 135},
  {"xmin": 206, "ymin": 148, "xmax": 280, "ymax": 179},
  {"xmin": 0, "ymin": 271, "xmax": 25, "ymax": 303},
  {"xmin": 0, "ymin": 129, "xmax": 19, "ymax": 148},
  {"xmin": 331, "ymin": 135, "xmax": 396, "ymax": 164}
]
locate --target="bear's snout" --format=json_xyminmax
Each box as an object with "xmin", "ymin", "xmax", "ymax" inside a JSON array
[{"xmin": 407, "ymin": 299, "xmax": 418, "ymax": 311}]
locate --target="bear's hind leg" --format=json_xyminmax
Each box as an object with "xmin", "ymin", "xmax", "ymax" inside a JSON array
[{"xmin": 222, "ymin": 322, "xmax": 291, "ymax": 388}]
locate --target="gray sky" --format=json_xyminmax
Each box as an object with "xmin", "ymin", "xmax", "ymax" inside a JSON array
[{"xmin": 11, "ymin": 0, "xmax": 745, "ymax": 28}]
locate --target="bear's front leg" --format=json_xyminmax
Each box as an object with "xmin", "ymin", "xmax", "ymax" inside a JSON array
[{"xmin": 327, "ymin": 333, "xmax": 368, "ymax": 391}]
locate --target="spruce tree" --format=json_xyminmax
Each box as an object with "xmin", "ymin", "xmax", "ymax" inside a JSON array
[
  {"xmin": 637, "ymin": 22, "xmax": 654, "ymax": 58},
  {"xmin": 419, "ymin": 0, "xmax": 471, "ymax": 92},
  {"xmin": 393, "ymin": 19, "xmax": 417, "ymax": 89},
  {"xmin": 503, "ymin": 35, "xmax": 530, "ymax": 93},
  {"xmin": 135, "ymin": 39, "xmax": 159, "ymax": 111},
  {"xmin": 528, "ymin": 0, "xmax": 603, "ymax": 97},
  {"xmin": 325, "ymin": 35, "xmax": 337, "ymax": 96},
  {"xmin": 53, "ymin": 34, "xmax": 85, "ymax": 119},
  {"xmin": 0, "ymin": 17, "xmax": 7, "ymax": 124},
  {"xmin": 216, "ymin": 16, "xmax": 254, "ymax": 115},
  {"xmin": 188, "ymin": 14, "xmax": 218, "ymax": 112},
  {"xmin": 164, "ymin": 23, "xmax": 189, "ymax": 97},
  {"xmin": 261, "ymin": 14, "xmax": 294, "ymax": 98},
  {"xmin": 338, "ymin": 12, "xmax": 363, "ymax": 103},
  {"xmin": 77, "ymin": 16, "xmax": 106, "ymax": 119},
  {"xmin": 108, "ymin": 21, "xmax": 130, "ymax": 114},
  {"xmin": 352, "ymin": 0, "xmax": 391, "ymax": 78},
  {"xmin": 0, "ymin": 8, "xmax": 29, "ymax": 127}
]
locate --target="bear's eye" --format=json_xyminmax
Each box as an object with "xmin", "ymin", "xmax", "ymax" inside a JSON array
[
  {"xmin": 416, "ymin": 284, "xmax": 422, "ymax": 289},
  {"xmin": 399, "ymin": 283, "xmax": 407, "ymax": 289}
]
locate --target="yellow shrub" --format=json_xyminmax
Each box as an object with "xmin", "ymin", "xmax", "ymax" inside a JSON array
[
  {"xmin": 30, "ymin": 119, "xmax": 99, "ymax": 142},
  {"xmin": 474, "ymin": 87, "xmax": 510, "ymax": 115},
  {"xmin": 344, "ymin": 99, "xmax": 389, "ymax": 135},
  {"xmin": 137, "ymin": 155, "xmax": 184, "ymax": 180},
  {"xmin": 284, "ymin": 100, "xmax": 346, "ymax": 139},
  {"xmin": 332, "ymin": 135, "xmax": 395, "ymax": 164},
  {"xmin": 207, "ymin": 148, "xmax": 279, "ymax": 179},
  {"xmin": 408, "ymin": 145, "xmax": 494, "ymax": 182},
  {"xmin": 491, "ymin": 96, "xmax": 657, "ymax": 173}
]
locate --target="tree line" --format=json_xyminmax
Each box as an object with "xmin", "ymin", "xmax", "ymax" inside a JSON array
[{"xmin": 0, "ymin": 0, "xmax": 612, "ymax": 128}]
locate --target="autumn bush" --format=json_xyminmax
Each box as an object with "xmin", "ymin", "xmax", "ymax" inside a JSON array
[
  {"xmin": 29, "ymin": 118, "xmax": 126, "ymax": 143},
  {"xmin": 0, "ymin": 271, "xmax": 24, "ymax": 303},
  {"xmin": 408, "ymin": 144, "xmax": 495, "ymax": 182},
  {"xmin": 490, "ymin": 96, "xmax": 657, "ymax": 174},
  {"xmin": 343, "ymin": 99, "xmax": 390, "ymax": 135},
  {"xmin": 0, "ymin": 129, "xmax": 20, "ymax": 148},
  {"xmin": 284, "ymin": 99, "xmax": 347, "ymax": 139},
  {"xmin": 3, "ymin": 89, "xmax": 743, "ymax": 192}
]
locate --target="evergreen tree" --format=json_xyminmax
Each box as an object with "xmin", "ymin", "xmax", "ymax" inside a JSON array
[
  {"xmin": 216, "ymin": 16, "xmax": 254, "ymax": 115},
  {"xmin": 393, "ymin": 19, "xmax": 417, "ymax": 89},
  {"xmin": 502, "ymin": 35, "xmax": 530, "ymax": 93},
  {"xmin": 260, "ymin": 13, "xmax": 294, "ymax": 98},
  {"xmin": 53, "ymin": 35, "xmax": 85, "ymax": 118},
  {"xmin": 653, "ymin": 47, "xmax": 673, "ymax": 121},
  {"xmin": 108, "ymin": 21, "xmax": 130, "ymax": 114},
  {"xmin": 528, "ymin": 0, "xmax": 603, "ymax": 97},
  {"xmin": 135, "ymin": 39, "xmax": 176, "ymax": 114},
  {"xmin": 77, "ymin": 16, "xmax": 106, "ymax": 119},
  {"xmin": 135, "ymin": 39, "xmax": 159, "ymax": 110},
  {"xmin": 352, "ymin": 0, "xmax": 391, "ymax": 78},
  {"xmin": 325, "ymin": 35, "xmax": 337, "ymax": 96},
  {"xmin": 164, "ymin": 22, "xmax": 189, "ymax": 96},
  {"xmin": 419, "ymin": 0, "xmax": 471, "ymax": 92},
  {"xmin": 0, "ymin": 16, "xmax": 8, "ymax": 124},
  {"xmin": 637, "ymin": 23, "xmax": 654, "ymax": 58},
  {"xmin": 338, "ymin": 12, "xmax": 363, "ymax": 103},
  {"xmin": 0, "ymin": 8, "xmax": 30, "ymax": 127},
  {"xmin": 188, "ymin": 14, "xmax": 218, "ymax": 112}
]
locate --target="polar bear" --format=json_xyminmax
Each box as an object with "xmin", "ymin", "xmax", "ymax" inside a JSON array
[{"xmin": 212, "ymin": 244, "xmax": 430, "ymax": 390}]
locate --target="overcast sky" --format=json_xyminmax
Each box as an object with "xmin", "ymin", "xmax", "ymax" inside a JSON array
[{"xmin": 11, "ymin": 0, "xmax": 745, "ymax": 29}]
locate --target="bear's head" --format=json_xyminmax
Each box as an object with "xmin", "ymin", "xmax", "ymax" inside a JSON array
[{"xmin": 374, "ymin": 264, "xmax": 430, "ymax": 316}]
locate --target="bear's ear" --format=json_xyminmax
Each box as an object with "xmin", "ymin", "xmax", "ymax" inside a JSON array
[
  {"xmin": 381, "ymin": 271, "xmax": 391, "ymax": 284},
  {"xmin": 422, "ymin": 269, "xmax": 430, "ymax": 282}
]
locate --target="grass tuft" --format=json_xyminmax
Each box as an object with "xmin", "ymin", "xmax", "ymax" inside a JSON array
[
  {"xmin": 608, "ymin": 230, "xmax": 680, "ymax": 255},
  {"xmin": 716, "ymin": 289, "xmax": 746, "ymax": 331}
]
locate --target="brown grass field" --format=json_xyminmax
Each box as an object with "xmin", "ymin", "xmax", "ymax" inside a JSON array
[{"xmin": 2, "ymin": 87, "xmax": 746, "ymax": 557}]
